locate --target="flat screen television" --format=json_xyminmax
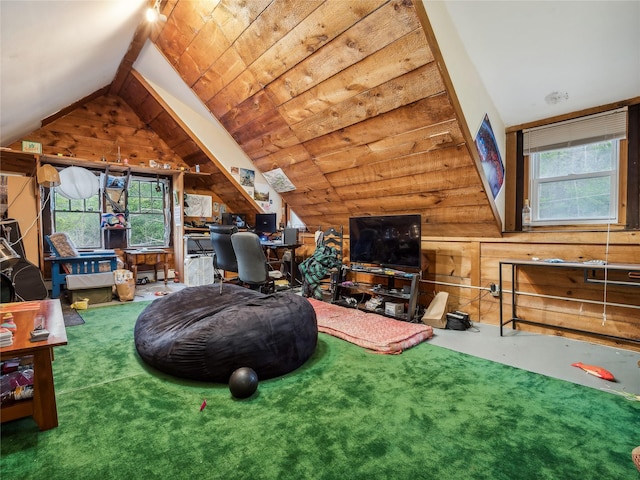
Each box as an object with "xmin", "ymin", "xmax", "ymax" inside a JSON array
[
  {"xmin": 349, "ymin": 214, "xmax": 421, "ymax": 269},
  {"xmin": 222, "ymin": 213, "xmax": 247, "ymax": 229},
  {"xmin": 254, "ymin": 213, "xmax": 277, "ymax": 235}
]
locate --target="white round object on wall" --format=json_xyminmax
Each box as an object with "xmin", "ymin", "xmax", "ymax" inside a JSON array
[{"xmin": 57, "ymin": 166, "xmax": 100, "ymax": 200}]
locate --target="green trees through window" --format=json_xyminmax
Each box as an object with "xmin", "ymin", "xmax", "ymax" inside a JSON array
[
  {"xmin": 127, "ymin": 179, "xmax": 167, "ymax": 246},
  {"xmin": 531, "ymin": 141, "xmax": 618, "ymax": 224},
  {"xmin": 52, "ymin": 175, "xmax": 169, "ymax": 249}
]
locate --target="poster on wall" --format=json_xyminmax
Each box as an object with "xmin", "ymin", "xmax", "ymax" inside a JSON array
[
  {"xmin": 475, "ymin": 114, "xmax": 505, "ymax": 199},
  {"xmin": 184, "ymin": 194, "xmax": 212, "ymax": 217},
  {"xmin": 263, "ymin": 167, "xmax": 296, "ymax": 193},
  {"xmin": 231, "ymin": 166, "xmax": 255, "ymax": 198},
  {"xmin": 254, "ymin": 181, "xmax": 271, "ymax": 211},
  {"xmin": 254, "ymin": 182, "xmax": 270, "ymax": 202}
]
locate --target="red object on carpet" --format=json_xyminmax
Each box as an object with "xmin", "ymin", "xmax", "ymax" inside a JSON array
[{"xmin": 308, "ymin": 299, "xmax": 433, "ymax": 354}]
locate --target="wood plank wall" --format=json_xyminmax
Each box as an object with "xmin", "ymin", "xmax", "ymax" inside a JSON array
[
  {"xmin": 298, "ymin": 230, "xmax": 640, "ymax": 351},
  {"xmin": 6, "ymin": 94, "xmax": 638, "ymax": 352},
  {"xmin": 421, "ymin": 233, "xmax": 640, "ymax": 351},
  {"xmin": 9, "ymin": 96, "xmax": 185, "ymax": 167}
]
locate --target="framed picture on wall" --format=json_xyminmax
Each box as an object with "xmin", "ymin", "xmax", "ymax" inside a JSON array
[
  {"xmin": 21, "ymin": 141, "xmax": 42, "ymax": 154},
  {"xmin": 474, "ymin": 114, "xmax": 505, "ymax": 199}
]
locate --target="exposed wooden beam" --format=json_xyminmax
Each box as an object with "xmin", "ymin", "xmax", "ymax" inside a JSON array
[{"xmin": 109, "ymin": 0, "xmax": 160, "ymax": 96}]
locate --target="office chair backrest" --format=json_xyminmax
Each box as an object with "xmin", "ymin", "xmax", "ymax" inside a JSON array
[
  {"xmin": 209, "ymin": 224, "xmax": 238, "ymax": 273},
  {"xmin": 230, "ymin": 232, "xmax": 269, "ymax": 285}
]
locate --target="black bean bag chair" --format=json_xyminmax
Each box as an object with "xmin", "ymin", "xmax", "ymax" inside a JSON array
[{"xmin": 134, "ymin": 283, "xmax": 318, "ymax": 382}]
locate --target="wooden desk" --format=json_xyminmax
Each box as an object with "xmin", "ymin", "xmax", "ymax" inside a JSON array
[
  {"xmin": 1, "ymin": 299, "xmax": 68, "ymax": 430},
  {"xmin": 124, "ymin": 249, "xmax": 170, "ymax": 284},
  {"xmin": 262, "ymin": 243, "xmax": 301, "ymax": 286}
]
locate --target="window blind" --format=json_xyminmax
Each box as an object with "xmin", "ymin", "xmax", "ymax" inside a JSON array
[{"xmin": 523, "ymin": 107, "xmax": 627, "ymax": 154}]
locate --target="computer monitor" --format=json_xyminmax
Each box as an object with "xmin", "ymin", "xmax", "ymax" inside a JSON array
[
  {"xmin": 254, "ymin": 213, "xmax": 277, "ymax": 235},
  {"xmin": 222, "ymin": 213, "xmax": 247, "ymax": 229}
]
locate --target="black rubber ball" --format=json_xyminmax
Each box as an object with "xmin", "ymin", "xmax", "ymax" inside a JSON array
[{"xmin": 228, "ymin": 367, "xmax": 259, "ymax": 399}]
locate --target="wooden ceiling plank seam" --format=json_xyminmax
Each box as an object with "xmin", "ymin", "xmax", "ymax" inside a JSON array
[
  {"xmin": 184, "ymin": 0, "xmax": 273, "ymax": 102},
  {"xmin": 254, "ymin": 144, "xmax": 314, "ymax": 171},
  {"xmin": 276, "ymin": 28, "xmax": 433, "ymax": 121},
  {"xmin": 200, "ymin": 0, "xmax": 387, "ymax": 124},
  {"xmin": 220, "ymin": 90, "xmax": 280, "ymax": 135},
  {"xmin": 206, "ymin": 69, "xmax": 262, "ymax": 118},
  {"xmin": 211, "ymin": 0, "xmax": 273, "ymax": 46},
  {"xmin": 191, "ymin": 45, "xmax": 246, "ymax": 102},
  {"xmin": 332, "ymin": 166, "xmax": 488, "ymax": 197},
  {"xmin": 324, "ymin": 150, "xmax": 474, "ymax": 188},
  {"xmin": 265, "ymin": 1, "xmax": 423, "ymax": 106},
  {"xmin": 234, "ymin": 120, "xmax": 301, "ymax": 152},
  {"xmin": 173, "ymin": 0, "xmax": 263, "ymax": 90},
  {"xmin": 339, "ymin": 187, "xmax": 490, "ymax": 209},
  {"xmin": 302, "ymin": 94, "xmax": 455, "ymax": 157},
  {"xmin": 232, "ymin": 0, "xmax": 324, "ymax": 68},
  {"xmin": 178, "ymin": 20, "xmax": 230, "ymax": 80},
  {"xmin": 311, "ymin": 123, "xmax": 463, "ymax": 174},
  {"xmin": 248, "ymin": 0, "xmax": 388, "ymax": 89},
  {"xmin": 289, "ymin": 64, "xmax": 449, "ymax": 143}
]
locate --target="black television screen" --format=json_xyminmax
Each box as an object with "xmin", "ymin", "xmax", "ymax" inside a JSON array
[
  {"xmin": 222, "ymin": 213, "xmax": 247, "ymax": 229},
  {"xmin": 349, "ymin": 214, "xmax": 422, "ymax": 269},
  {"xmin": 254, "ymin": 213, "xmax": 277, "ymax": 234}
]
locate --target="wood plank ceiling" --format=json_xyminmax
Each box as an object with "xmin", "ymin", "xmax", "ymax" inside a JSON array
[{"xmin": 114, "ymin": 0, "xmax": 502, "ymax": 237}]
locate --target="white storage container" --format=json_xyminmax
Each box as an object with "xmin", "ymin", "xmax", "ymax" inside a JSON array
[
  {"xmin": 385, "ymin": 302, "xmax": 403, "ymax": 316},
  {"xmin": 184, "ymin": 256, "xmax": 215, "ymax": 287}
]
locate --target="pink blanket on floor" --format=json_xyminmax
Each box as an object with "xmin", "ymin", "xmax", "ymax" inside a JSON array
[{"xmin": 308, "ymin": 299, "xmax": 433, "ymax": 354}]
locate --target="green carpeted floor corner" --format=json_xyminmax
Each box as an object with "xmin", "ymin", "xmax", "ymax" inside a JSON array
[{"xmin": 1, "ymin": 302, "xmax": 639, "ymax": 479}]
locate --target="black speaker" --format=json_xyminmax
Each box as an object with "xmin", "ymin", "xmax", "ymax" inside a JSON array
[{"xmin": 283, "ymin": 228, "xmax": 298, "ymax": 245}]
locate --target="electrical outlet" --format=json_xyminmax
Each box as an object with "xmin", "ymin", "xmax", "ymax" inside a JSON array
[{"xmin": 490, "ymin": 283, "xmax": 500, "ymax": 297}]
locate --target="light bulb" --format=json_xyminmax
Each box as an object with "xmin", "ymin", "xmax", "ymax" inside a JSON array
[{"xmin": 146, "ymin": 7, "xmax": 159, "ymax": 22}]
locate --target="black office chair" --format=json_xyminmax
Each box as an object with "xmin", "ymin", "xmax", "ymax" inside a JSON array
[
  {"xmin": 230, "ymin": 232, "xmax": 283, "ymax": 293},
  {"xmin": 209, "ymin": 224, "xmax": 238, "ymax": 293}
]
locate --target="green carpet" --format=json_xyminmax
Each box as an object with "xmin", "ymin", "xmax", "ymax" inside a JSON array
[{"xmin": 1, "ymin": 301, "xmax": 639, "ymax": 479}]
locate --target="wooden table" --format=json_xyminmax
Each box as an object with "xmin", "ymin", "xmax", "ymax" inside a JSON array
[
  {"xmin": 499, "ymin": 259, "xmax": 640, "ymax": 344},
  {"xmin": 124, "ymin": 249, "xmax": 170, "ymax": 284},
  {"xmin": 1, "ymin": 299, "xmax": 68, "ymax": 430},
  {"xmin": 261, "ymin": 242, "xmax": 301, "ymax": 286}
]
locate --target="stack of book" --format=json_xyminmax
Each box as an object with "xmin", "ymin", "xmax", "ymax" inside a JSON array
[{"xmin": 0, "ymin": 327, "xmax": 13, "ymax": 347}]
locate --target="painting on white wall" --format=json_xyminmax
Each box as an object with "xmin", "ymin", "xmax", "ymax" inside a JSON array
[
  {"xmin": 475, "ymin": 114, "xmax": 505, "ymax": 199},
  {"xmin": 231, "ymin": 166, "xmax": 255, "ymax": 198},
  {"xmin": 184, "ymin": 194, "xmax": 212, "ymax": 217}
]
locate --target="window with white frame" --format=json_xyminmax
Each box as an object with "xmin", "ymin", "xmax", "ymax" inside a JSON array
[
  {"xmin": 127, "ymin": 177, "xmax": 169, "ymax": 247},
  {"xmin": 51, "ymin": 173, "xmax": 170, "ymax": 248},
  {"xmin": 53, "ymin": 191, "xmax": 102, "ymax": 248},
  {"xmin": 523, "ymin": 108, "xmax": 627, "ymax": 226}
]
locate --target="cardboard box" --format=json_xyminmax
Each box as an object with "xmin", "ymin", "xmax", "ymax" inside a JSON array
[
  {"xmin": 385, "ymin": 302, "xmax": 404, "ymax": 316},
  {"xmin": 68, "ymin": 287, "xmax": 113, "ymax": 305}
]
